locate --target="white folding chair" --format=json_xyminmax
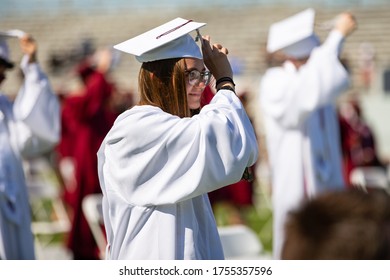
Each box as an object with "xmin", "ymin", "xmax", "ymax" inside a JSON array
[
  {"xmin": 25, "ymin": 157, "xmax": 72, "ymax": 259},
  {"xmin": 218, "ymin": 224, "xmax": 267, "ymax": 259},
  {"xmin": 82, "ymin": 193, "xmax": 107, "ymax": 259},
  {"xmin": 349, "ymin": 166, "xmax": 390, "ymax": 193}
]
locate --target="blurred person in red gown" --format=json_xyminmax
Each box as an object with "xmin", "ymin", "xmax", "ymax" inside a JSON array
[
  {"xmin": 338, "ymin": 96, "xmax": 387, "ymax": 186},
  {"xmin": 201, "ymin": 85, "xmax": 256, "ymax": 224},
  {"xmin": 57, "ymin": 48, "xmax": 122, "ymax": 259}
]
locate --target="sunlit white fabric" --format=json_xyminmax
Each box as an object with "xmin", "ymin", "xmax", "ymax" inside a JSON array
[
  {"xmin": 98, "ymin": 90, "xmax": 258, "ymax": 260},
  {"xmin": 259, "ymin": 30, "xmax": 349, "ymax": 259}
]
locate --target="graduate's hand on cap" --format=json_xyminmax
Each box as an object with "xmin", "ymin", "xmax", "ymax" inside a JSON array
[
  {"xmin": 334, "ymin": 12, "xmax": 357, "ymax": 37},
  {"xmin": 19, "ymin": 34, "xmax": 37, "ymax": 63},
  {"xmin": 200, "ymin": 35, "xmax": 233, "ymax": 81}
]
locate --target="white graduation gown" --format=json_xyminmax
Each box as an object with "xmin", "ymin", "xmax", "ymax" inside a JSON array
[
  {"xmin": 97, "ymin": 90, "xmax": 258, "ymax": 260},
  {"xmin": 0, "ymin": 55, "xmax": 60, "ymax": 259},
  {"xmin": 259, "ymin": 31, "xmax": 350, "ymax": 259}
]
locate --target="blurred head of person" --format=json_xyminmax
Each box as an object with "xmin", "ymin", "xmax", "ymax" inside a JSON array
[
  {"xmin": 266, "ymin": 8, "xmax": 320, "ymax": 69},
  {"xmin": 282, "ymin": 188, "xmax": 390, "ymax": 260},
  {"xmin": 0, "ymin": 38, "xmax": 15, "ymax": 86},
  {"xmin": 75, "ymin": 59, "xmax": 95, "ymax": 85}
]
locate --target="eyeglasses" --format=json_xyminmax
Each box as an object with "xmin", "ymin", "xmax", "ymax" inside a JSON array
[{"xmin": 185, "ymin": 69, "xmax": 211, "ymax": 86}]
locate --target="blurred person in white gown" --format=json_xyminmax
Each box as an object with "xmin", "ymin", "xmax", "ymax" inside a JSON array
[
  {"xmin": 0, "ymin": 30, "xmax": 60, "ymax": 259},
  {"xmin": 258, "ymin": 9, "xmax": 357, "ymax": 259}
]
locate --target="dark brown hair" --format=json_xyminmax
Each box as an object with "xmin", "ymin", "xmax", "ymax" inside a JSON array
[
  {"xmin": 138, "ymin": 58, "xmax": 190, "ymax": 118},
  {"xmin": 282, "ymin": 188, "xmax": 390, "ymax": 260}
]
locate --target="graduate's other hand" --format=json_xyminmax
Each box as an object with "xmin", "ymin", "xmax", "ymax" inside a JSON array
[
  {"xmin": 334, "ymin": 12, "xmax": 357, "ymax": 37},
  {"xmin": 94, "ymin": 48, "xmax": 112, "ymax": 74},
  {"xmin": 19, "ymin": 34, "xmax": 37, "ymax": 63},
  {"xmin": 200, "ymin": 35, "xmax": 233, "ymax": 81}
]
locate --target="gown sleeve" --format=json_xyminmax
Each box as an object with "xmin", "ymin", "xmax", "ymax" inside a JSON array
[
  {"xmin": 260, "ymin": 30, "xmax": 350, "ymax": 128},
  {"xmin": 11, "ymin": 55, "xmax": 60, "ymax": 158},
  {"xmin": 98, "ymin": 90, "xmax": 258, "ymax": 206}
]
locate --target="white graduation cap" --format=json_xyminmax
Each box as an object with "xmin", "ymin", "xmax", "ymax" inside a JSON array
[
  {"xmin": 0, "ymin": 29, "xmax": 26, "ymax": 39},
  {"xmin": 114, "ymin": 17, "xmax": 206, "ymax": 63},
  {"xmin": 0, "ymin": 29, "xmax": 25, "ymax": 68},
  {"xmin": 267, "ymin": 8, "xmax": 320, "ymax": 59}
]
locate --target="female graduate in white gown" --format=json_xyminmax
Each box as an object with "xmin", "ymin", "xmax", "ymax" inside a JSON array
[
  {"xmin": 0, "ymin": 32, "xmax": 60, "ymax": 259},
  {"xmin": 97, "ymin": 18, "xmax": 258, "ymax": 259}
]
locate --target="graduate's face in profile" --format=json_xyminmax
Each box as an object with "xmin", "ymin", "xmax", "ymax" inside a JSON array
[
  {"xmin": 288, "ymin": 56, "xmax": 309, "ymax": 69},
  {"xmin": 184, "ymin": 58, "xmax": 208, "ymax": 110}
]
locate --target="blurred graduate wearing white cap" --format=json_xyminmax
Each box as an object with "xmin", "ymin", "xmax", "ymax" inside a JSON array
[
  {"xmin": 0, "ymin": 31, "xmax": 60, "ymax": 259},
  {"xmin": 97, "ymin": 17, "xmax": 258, "ymax": 260},
  {"xmin": 258, "ymin": 9, "xmax": 357, "ymax": 259}
]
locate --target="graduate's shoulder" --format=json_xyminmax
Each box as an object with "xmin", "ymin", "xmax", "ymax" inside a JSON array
[
  {"xmin": 115, "ymin": 105, "xmax": 169, "ymax": 124},
  {"xmin": 109, "ymin": 105, "xmax": 179, "ymax": 136}
]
